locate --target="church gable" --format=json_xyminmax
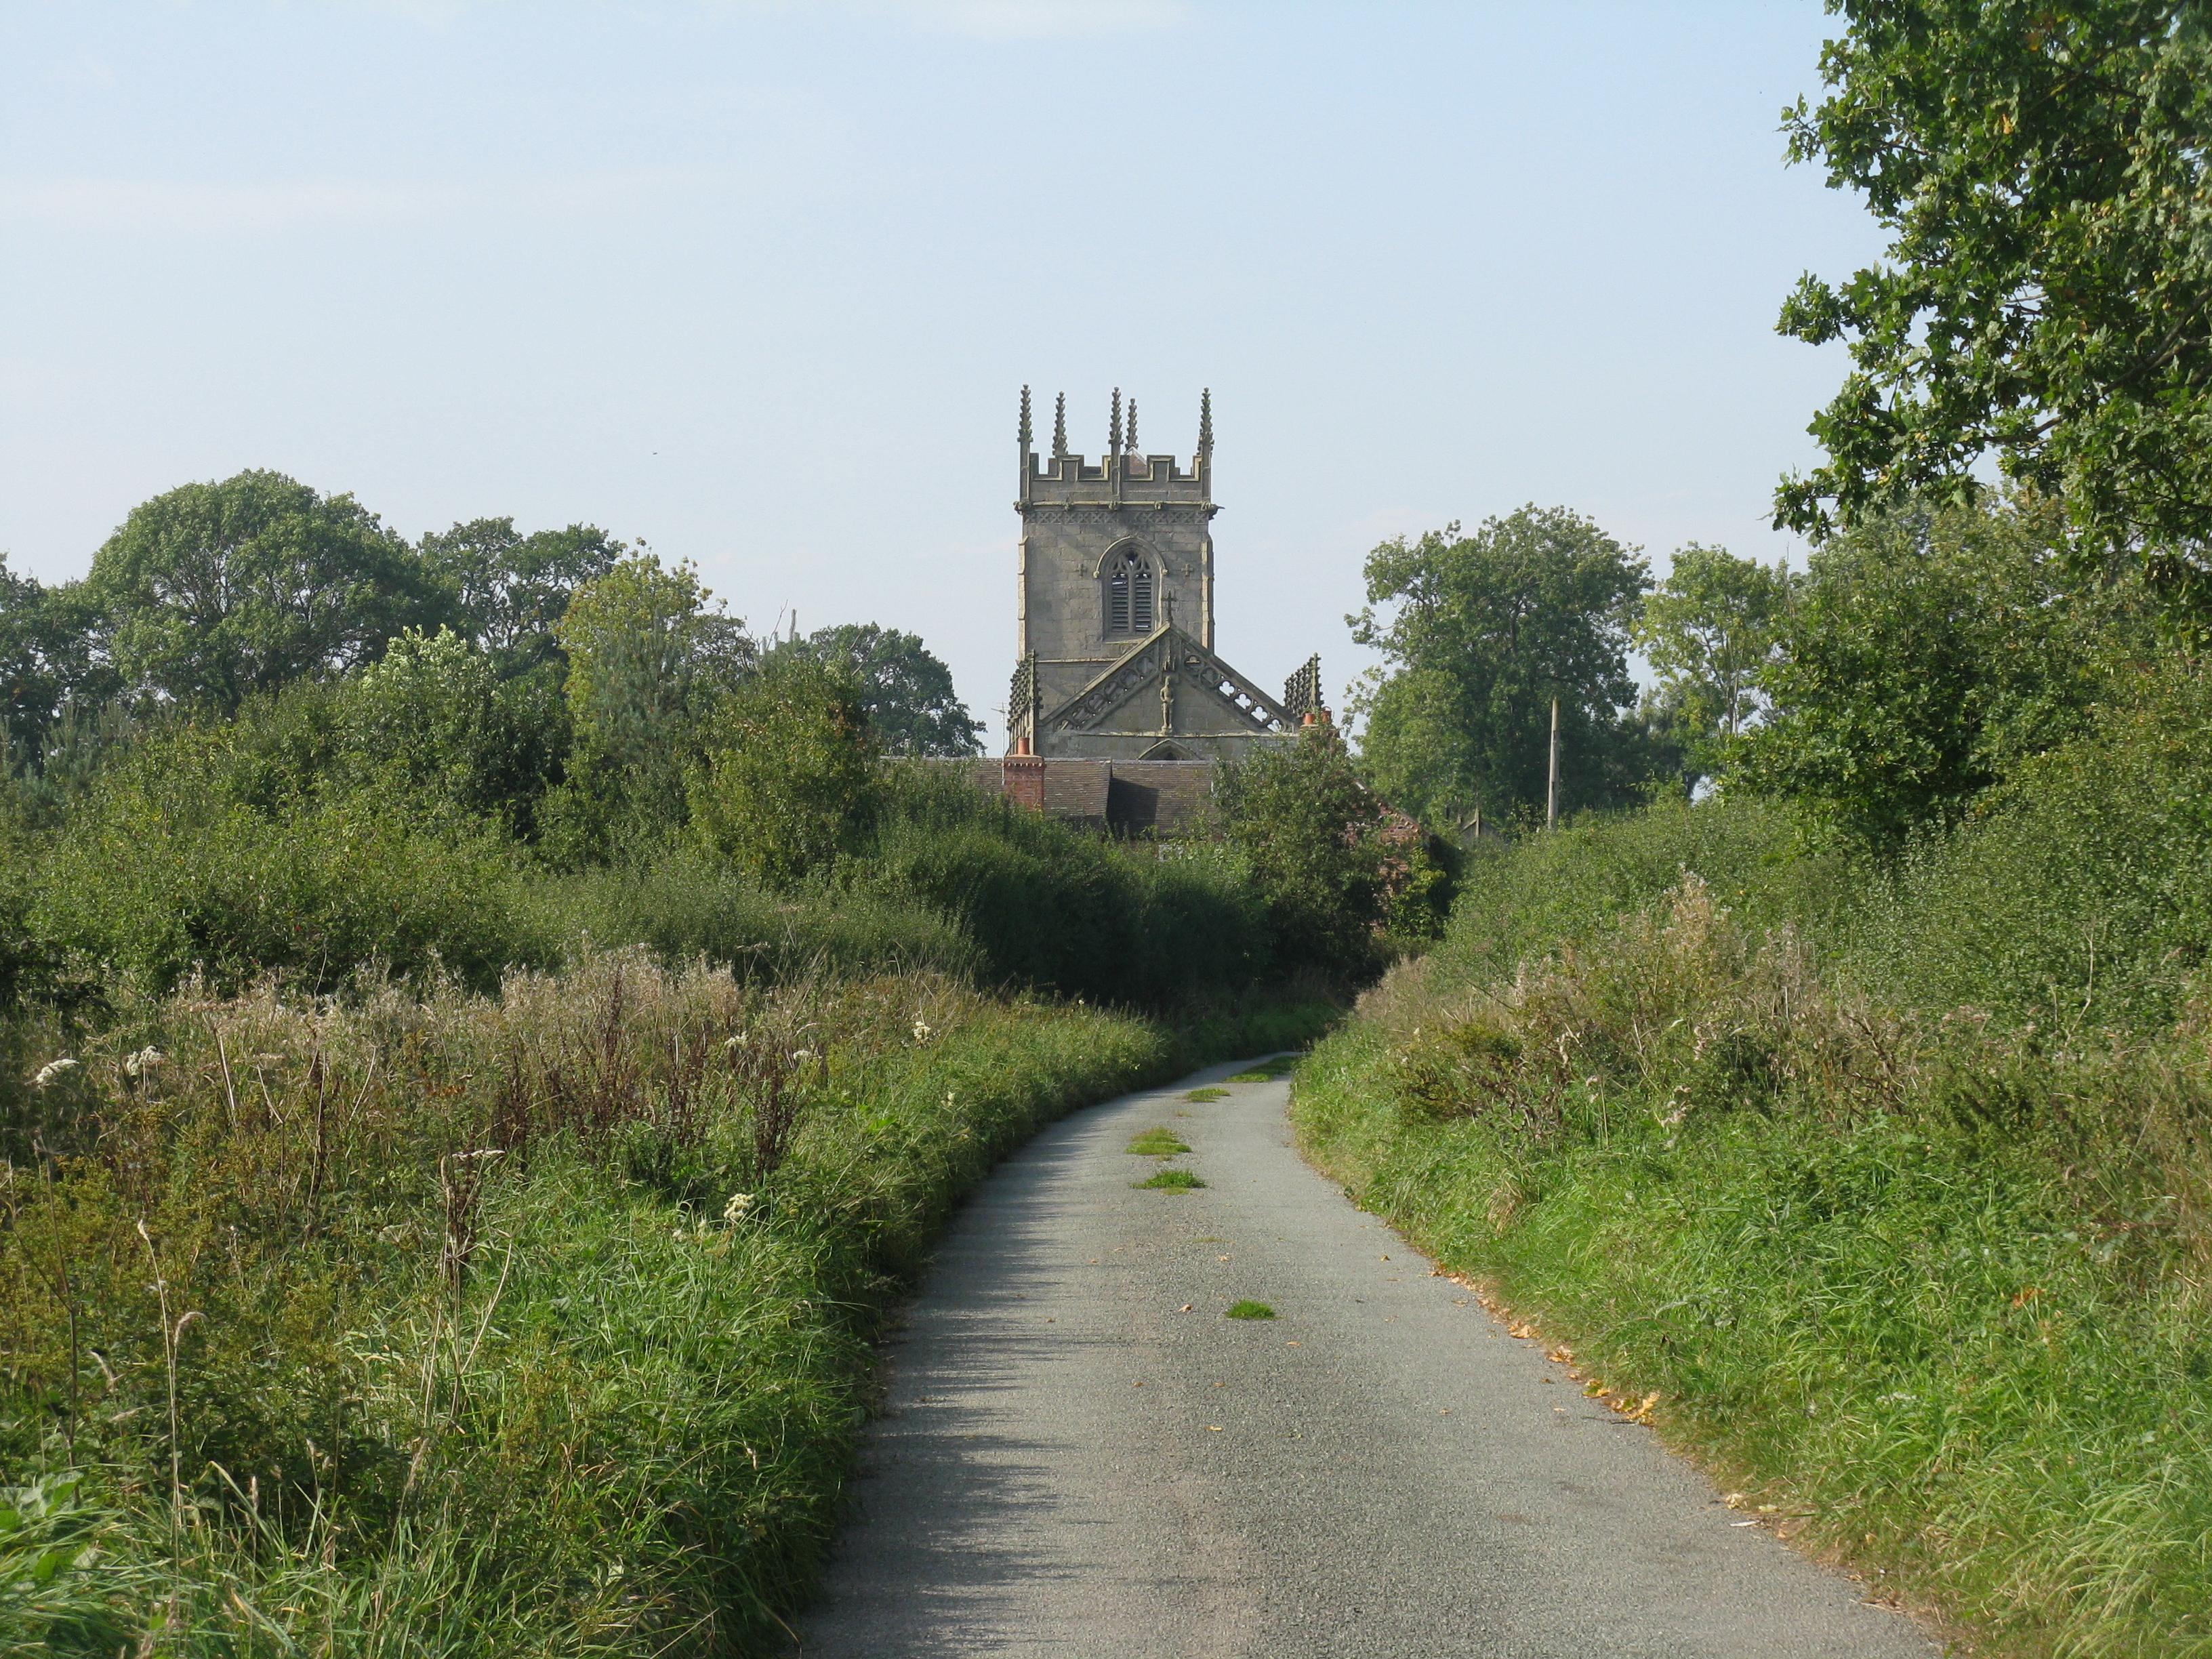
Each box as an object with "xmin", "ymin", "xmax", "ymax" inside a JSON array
[
  {"xmin": 1044, "ymin": 628, "xmax": 1292, "ymax": 744},
  {"xmin": 1006, "ymin": 385, "xmax": 1324, "ymax": 765}
]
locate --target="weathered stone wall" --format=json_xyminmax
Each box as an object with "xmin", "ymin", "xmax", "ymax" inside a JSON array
[
  {"xmin": 1007, "ymin": 388, "xmax": 1306, "ymax": 764},
  {"xmin": 1017, "ymin": 448, "xmax": 1216, "ymax": 715}
]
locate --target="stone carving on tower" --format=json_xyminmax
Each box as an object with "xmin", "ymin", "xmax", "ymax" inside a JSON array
[{"xmin": 1006, "ymin": 386, "xmax": 1314, "ymax": 763}]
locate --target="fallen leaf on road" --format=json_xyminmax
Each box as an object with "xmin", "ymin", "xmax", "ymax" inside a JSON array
[
  {"xmin": 1206, "ymin": 1425, "xmax": 1223, "ymax": 1432},
  {"xmin": 1179, "ymin": 1304, "xmax": 1194, "ymax": 1312}
]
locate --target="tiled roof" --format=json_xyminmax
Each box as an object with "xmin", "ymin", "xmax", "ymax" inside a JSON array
[{"xmin": 929, "ymin": 758, "xmax": 1217, "ymax": 836}]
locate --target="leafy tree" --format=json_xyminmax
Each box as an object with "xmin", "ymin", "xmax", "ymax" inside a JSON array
[
  {"xmin": 87, "ymin": 470, "xmax": 443, "ymax": 714},
  {"xmin": 0, "ymin": 559, "xmax": 111, "ymax": 760},
  {"xmin": 1735, "ymin": 497, "xmax": 2133, "ymax": 853},
  {"xmin": 419, "ymin": 517, "xmax": 625, "ymax": 674},
  {"xmin": 1351, "ymin": 506, "xmax": 1652, "ymax": 827},
  {"xmin": 1634, "ymin": 545, "xmax": 1797, "ymax": 790},
  {"xmin": 767, "ymin": 623, "xmax": 983, "ymax": 756},
  {"xmin": 1215, "ymin": 724, "xmax": 1391, "ymax": 974},
  {"xmin": 1776, "ymin": 2, "xmax": 2212, "ymax": 620},
  {"xmin": 548, "ymin": 554, "xmax": 750, "ymax": 853},
  {"xmin": 688, "ymin": 656, "xmax": 880, "ymax": 885},
  {"xmin": 342, "ymin": 627, "xmax": 569, "ymax": 838}
]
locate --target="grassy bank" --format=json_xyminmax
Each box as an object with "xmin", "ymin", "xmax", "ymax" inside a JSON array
[
  {"xmin": 1294, "ymin": 794, "xmax": 2212, "ymax": 1657},
  {"xmin": 3, "ymin": 953, "xmax": 1333, "ymax": 1656}
]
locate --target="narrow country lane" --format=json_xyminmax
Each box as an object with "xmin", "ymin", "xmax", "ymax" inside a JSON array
[{"xmin": 798, "ymin": 1061, "xmax": 1936, "ymax": 1658}]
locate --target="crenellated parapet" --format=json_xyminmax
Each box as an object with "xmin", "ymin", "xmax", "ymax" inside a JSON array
[
  {"xmin": 1016, "ymin": 386, "xmax": 1216, "ymax": 512},
  {"xmin": 1009, "ymin": 382, "xmax": 1304, "ymax": 766}
]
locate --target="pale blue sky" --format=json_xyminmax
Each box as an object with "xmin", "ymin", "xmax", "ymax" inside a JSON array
[{"xmin": 1, "ymin": 1, "xmax": 1880, "ymax": 745}]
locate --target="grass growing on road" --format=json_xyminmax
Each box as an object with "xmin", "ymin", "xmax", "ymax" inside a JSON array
[
  {"xmin": 1126, "ymin": 1126, "xmax": 1191, "ymax": 1156},
  {"xmin": 1135, "ymin": 1168, "xmax": 1206, "ymax": 1191},
  {"xmin": 1186, "ymin": 1086, "xmax": 1229, "ymax": 1101},
  {"xmin": 1227, "ymin": 1055, "xmax": 1301, "ymax": 1083},
  {"xmin": 1296, "ymin": 797, "xmax": 2212, "ymax": 1658},
  {"xmin": 1225, "ymin": 1300, "xmax": 1276, "ymax": 1320}
]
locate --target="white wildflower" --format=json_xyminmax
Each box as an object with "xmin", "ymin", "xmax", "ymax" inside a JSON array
[
  {"xmin": 722, "ymin": 1191, "xmax": 755, "ymax": 1224},
  {"xmin": 912, "ymin": 1019, "xmax": 933, "ymax": 1045},
  {"xmin": 123, "ymin": 1047, "xmax": 165, "ymax": 1078},
  {"xmin": 792, "ymin": 1048, "xmax": 814, "ymax": 1065},
  {"xmin": 33, "ymin": 1058, "xmax": 78, "ymax": 1089}
]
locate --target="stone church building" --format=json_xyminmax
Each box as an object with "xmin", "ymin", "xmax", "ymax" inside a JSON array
[{"xmin": 964, "ymin": 387, "xmax": 1324, "ymax": 834}]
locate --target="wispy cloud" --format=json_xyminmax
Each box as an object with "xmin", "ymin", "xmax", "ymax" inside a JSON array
[{"xmin": 0, "ymin": 169, "xmax": 708, "ymax": 233}]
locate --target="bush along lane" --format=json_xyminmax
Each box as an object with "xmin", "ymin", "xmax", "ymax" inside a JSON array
[
  {"xmin": 1, "ymin": 951, "xmax": 1334, "ymax": 1657},
  {"xmin": 1294, "ymin": 799, "xmax": 2212, "ymax": 1658}
]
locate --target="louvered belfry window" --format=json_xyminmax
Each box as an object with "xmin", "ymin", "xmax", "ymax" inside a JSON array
[{"xmin": 1107, "ymin": 550, "xmax": 1154, "ymax": 634}]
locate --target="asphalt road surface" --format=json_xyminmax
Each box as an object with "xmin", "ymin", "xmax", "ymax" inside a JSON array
[{"xmin": 799, "ymin": 1059, "xmax": 1938, "ymax": 1658}]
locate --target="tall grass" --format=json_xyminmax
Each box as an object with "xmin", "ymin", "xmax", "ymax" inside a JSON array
[
  {"xmin": 1, "ymin": 951, "xmax": 1335, "ymax": 1656},
  {"xmin": 1296, "ymin": 753, "xmax": 2212, "ymax": 1654}
]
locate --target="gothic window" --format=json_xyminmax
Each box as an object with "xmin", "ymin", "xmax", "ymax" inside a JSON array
[{"xmin": 1105, "ymin": 549, "xmax": 1156, "ymax": 635}]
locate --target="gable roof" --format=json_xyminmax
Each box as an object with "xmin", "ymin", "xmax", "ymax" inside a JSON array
[{"xmin": 1042, "ymin": 624, "xmax": 1293, "ymax": 739}]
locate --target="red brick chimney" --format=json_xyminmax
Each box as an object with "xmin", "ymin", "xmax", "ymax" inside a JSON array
[{"xmin": 1004, "ymin": 754, "xmax": 1046, "ymax": 811}]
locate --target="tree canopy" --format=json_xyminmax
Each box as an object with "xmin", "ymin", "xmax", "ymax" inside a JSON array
[
  {"xmin": 86, "ymin": 470, "xmax": 442, "ymax": 714},
  {"xmin": 1735, "ymin": 497, "xmax": 2131, "ymax": 853},
  {"xmin": 1635, "ymin": 545, "xmax": 1795, "ymax": 792},
  {"xmin": 1215, "ymin": 724, "xmax": 1391, "ymax": 972},
  {"xmin": 1351, "ymin": 506, "xmax": 1652, "ymax": 827},
  {"xmin": 0, "ymin": 558, "xmax": 108, "ymax": 761},
  {"xmin": 766, "ymin": 622, "xmax": 982, "ymax": 757},
  {"xmin": 688, "ymin": 655, "xmax": 880, "ymax": 886},
  {"xmin": 550, "ymin": 554, "xmax": 751, "ymax": 846},
  {"xmin": 1776, "ymin": 1, "xmax": 2212, "ymax": 620},
  {"xmin": 419, "ymin": 517, "xmax": 625, "ymax": 674}
]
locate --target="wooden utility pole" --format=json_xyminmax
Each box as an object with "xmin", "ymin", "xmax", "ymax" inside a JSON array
[{"xmin": 1547, "ymin": 696, "xmax": 1559, "ymax": 830}]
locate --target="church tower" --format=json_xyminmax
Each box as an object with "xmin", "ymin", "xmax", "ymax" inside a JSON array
[{"xmin": 1006, "ymin": 387, "xmax": 1317, "ymax": 762}]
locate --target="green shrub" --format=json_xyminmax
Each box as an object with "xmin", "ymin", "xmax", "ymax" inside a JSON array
[
  {"xmin": 1734, "ymin": 498, "xmax": 2139, "ymax": 855},
  {"xmin": 688, "ymin": 657, "xmax": 880, "ymax": 885},
  {"xmin": 1391, "ymin": 1019, "xmax": 1522, "ymax": 1124},
  {"xmin": 541, "ymin": 847, "xmax": 976, "ymax": 981},
  {"xmin": 1847, "ymin": 662, "xmax": 2212, "ymax": 1032},
  {"xmin": 1439, "ymin": 794, "xmax": 1843, "ymax": 983},
  {"xmin": 1216, "ymin": 724, "xmax": 1391, "ymax": 976},
  {"xmin": 1297, "ymin": 767, "xmax": 2212, "ymax": 1656},
  {"xmin": 0, "ymin": 951, "xmax": 1329, "ymax": 1657},
  {"xmin": 861, "ymin": 768, "xmax": 1273, "ymax": 1006},
  {"xmin": 32, "ymin": 735, "xmax": 542, "ymax": 995},
  {"xmin": 342, "ymin": 627, "xmax": 569, "ymax": 840}
]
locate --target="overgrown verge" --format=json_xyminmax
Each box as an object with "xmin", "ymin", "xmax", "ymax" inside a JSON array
[
  {"xmin": 2, "ymin": 954, "xmax": 1334, "ymax": 1656},
  {"xmin": 1295, "ymin": 790, "xmax": 2212, "ymax": 1658}
]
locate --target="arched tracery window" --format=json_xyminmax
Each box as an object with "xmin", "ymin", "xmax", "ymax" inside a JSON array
[{"xmin": 1105, "ymin": 549, "xmax": 1155, "ymax": 634}]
